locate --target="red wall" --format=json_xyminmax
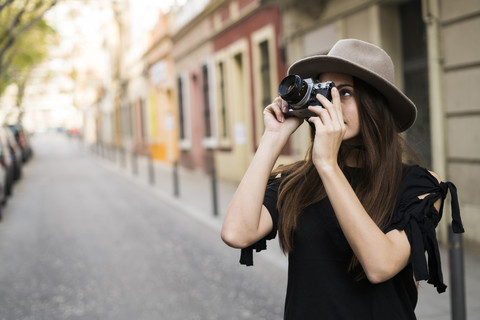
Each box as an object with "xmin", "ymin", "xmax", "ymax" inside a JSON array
[{"xmin": 212, "ymin": 4, "xmax": 286, "ymax": 149}]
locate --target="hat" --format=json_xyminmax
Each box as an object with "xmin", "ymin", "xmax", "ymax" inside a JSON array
[{"xmin": 288, "ymin": 39, "xmax": 417, "ymax": 132}]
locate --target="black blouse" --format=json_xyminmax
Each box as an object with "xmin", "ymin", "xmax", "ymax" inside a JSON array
[{"xmin": 239, "ymin": 165, "xmax": 464, "ymax": 319}]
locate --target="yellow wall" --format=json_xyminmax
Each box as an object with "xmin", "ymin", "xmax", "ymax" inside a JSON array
[{"xmin": 147, "ymin": 87, "xmax": 179, "ymax": 163}]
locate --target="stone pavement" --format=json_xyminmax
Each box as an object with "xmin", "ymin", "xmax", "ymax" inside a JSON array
[{"xmin": 89, "ymin": 144, "xmax": 480, "ymax": 320}]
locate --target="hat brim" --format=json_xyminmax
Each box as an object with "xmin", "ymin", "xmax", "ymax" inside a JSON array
[{"xmin": 288, "ymin": 55, "xmax": 417, "ymax": 132}]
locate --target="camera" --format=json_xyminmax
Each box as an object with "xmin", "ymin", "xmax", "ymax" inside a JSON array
[{"xmin": 278, "ymin": 75, "xmax": 335, "ymax": 118}]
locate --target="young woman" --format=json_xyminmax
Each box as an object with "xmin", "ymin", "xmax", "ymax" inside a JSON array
[{"xmin": 221, "ymin": 39, "xmax": 464, "ymax": 319}]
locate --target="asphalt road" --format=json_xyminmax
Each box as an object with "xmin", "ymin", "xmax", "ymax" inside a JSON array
[{"xmin": 0, "ymin": 133, "xmax": 287, "ymax": 320}]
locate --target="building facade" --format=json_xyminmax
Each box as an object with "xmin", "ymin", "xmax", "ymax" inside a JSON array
[
  {"xmin": 437, "ymin": 0, "xmax": 480, "ymax": 246},
  {"xmin": 145, "ymin": 11, "xmax": 179, "ymax": 164},
  {"xmin": 210, "ymin": 0, "xmax": 286, "ymax": 182},
  {"xmin": 127, "ymin": 0, "xmax": 480, "ymax": 246},
  {"xmin": 170, "ymin": 0, "xmax": 285, "ymax": 179},
  {"xmin": 273, "ymin": 0, "xmax": 480, "ymax": 245},
  {"xmin": 171, "ymin": 0, "xmax": 215, "ymax": 173}
]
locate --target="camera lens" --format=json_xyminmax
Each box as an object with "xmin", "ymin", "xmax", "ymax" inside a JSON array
[{"xmin": 278, "ymin": 75, "xmax": 307, "ymax": 105}]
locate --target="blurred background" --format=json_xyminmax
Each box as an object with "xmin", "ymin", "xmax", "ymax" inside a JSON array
[{"xmin": 0, "ymin": 0, "xmax": 479, "ymax": 319}]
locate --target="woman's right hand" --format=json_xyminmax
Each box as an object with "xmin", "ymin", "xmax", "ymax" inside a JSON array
[
  {"xmin": 222, "ymin": 97, "xmax": 300, "ymax": 249},
  {"xmin": 263, "ymin": 97, "xmax": 303, "ymax": 137}
]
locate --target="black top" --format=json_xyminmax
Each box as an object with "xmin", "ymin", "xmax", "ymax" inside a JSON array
[{"xmin": 239, "ymin": 165, "xmax": 464, "ymax": 320}]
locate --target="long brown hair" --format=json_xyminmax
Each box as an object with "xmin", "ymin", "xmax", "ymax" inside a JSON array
[{"xmin": 272, "ymin": 77, "xmax": 417, "ymax": 275}]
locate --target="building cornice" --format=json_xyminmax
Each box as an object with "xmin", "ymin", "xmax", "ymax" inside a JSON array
[{"xmin": 171, "ymin": 0, "xmax": 229, "ymax": 42}]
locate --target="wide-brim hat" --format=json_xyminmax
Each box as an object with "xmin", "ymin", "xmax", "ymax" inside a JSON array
[{"xmin": 288, "ymin": 39, "xmax": 417, "ymax": 132}]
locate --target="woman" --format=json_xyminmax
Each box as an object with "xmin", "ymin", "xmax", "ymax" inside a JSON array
[{"xmin": 221, "ymin": 39, "xmax": 464, "ymax": 319}]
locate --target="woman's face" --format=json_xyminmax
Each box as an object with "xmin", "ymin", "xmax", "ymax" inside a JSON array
[{"xmin": 317, "ymin": 73, "xmax": 360, "ymax": 141}]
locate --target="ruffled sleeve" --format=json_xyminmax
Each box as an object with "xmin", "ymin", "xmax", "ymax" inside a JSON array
[
  {"xmin": 386, "ymin": 165, "xmax": 464, "ymax": 293},
  {"xmin": 239, "ymin": 177, "xmax": 280, "ymax": 266}
]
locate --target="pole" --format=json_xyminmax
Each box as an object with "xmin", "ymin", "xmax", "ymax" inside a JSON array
[
  {"xmin": 449, "ymin": 225, "xmax": 466, "ymax": 320},
  {"xmin": 423, "ymin": 0, "xmax": 449, "ymax": 243},
  {"xmin": 132, "ymin": 151, "xmax": 138, "ymax": 175},
  {"xmin": 120, "ymin": 147, "xmax": 126, "ymax": 168},
  {"xmin": 173, "ymin": 161, "xmax": 180, "ymax": 198},
  {"xmin": 148, "ymin": 152, "xmax": 155, "ymax": 185},
  {"xmin": 111, "ymin": 145, "xmax": 116, "ymax": 163},
  {"xmin": 209, "ymin": 149, "xmax": 219, "ymax": 217}
]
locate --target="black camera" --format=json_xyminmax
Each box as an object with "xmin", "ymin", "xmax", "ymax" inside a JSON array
[{"xmin": 278, "ymin": 75, "xmax": 335, "ymax": 118}]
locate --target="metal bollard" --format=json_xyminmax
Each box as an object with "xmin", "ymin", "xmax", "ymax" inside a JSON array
[
  {"xmin": 111, "ymin": 145, "xmax": 116, "ymax": 163},
  {"xmin": 211, "ymin": 165, "xmax": 218, "ymax": 217},
  {"xmin": 132, "ymin": 152, "xmax": 138, "ymax": 175},
  {"xmin": 173, "ymin": 161, "xmax": 180, "ymax": 198},
  {"xmin": 120, "ymin": 147, "xmax": 126, "ymax": 168},
  {"xmin": 148, "ymin": 153, "xmax": 155, "ymax": 185},
  {"xmin": 449, "ymin": 225, "xmax": 466, "ymax": 320}
]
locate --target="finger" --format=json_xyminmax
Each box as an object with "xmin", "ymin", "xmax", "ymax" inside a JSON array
[
  {"xmin": 272, "ymin": 101, "xmax": 286, "ymax": 122},
  {"xmin": 307, "ymin": 115, "xmax": 320, "ymax": 130},
  {"xmin": 308, "ymin": 101, "xmax": 332, "ymax": 123},
  {"xmin": 273, "ymin": 96, "xmax": 289, "ymax": 114},
  {"xmin": 329, "ymin": 87, "xmax": 343, "ymax": 121},
  {"xmin": 315, "ymin": 92, "xmax": 332, "ymax": 108},
  {"xmin": 279, "ymin": 98, "xmax": 289, "ymax": 113},
  {"xmin": 316, "ymin": 89, "xmax": 342, "ymax": 125},
  {"xmin": 265, "ymin": 102, "xmax": 284, "ymax": 123},
  {"xmin": 307, "ymin": 106, "xmax": 330, "ymax": 128}
]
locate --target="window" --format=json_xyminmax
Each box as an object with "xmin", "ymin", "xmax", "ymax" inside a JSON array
[
  {"xmin": 400, "ymin": 0, "xmax": 431, "ymax": 167},
  {"xmin": 177, "ymin": 76, "xmax": 186, "ymax": 140},
  {"xmin": 252, "ymin": 25, "xmax": 277, "ymax": 148},
  {"xmin": 259, "ymin": 40, "xmax": 272, "ymax": 108},
  {"xmin": 214, "ymin": 41, "xmax": 250, "ymax": 151},
  {"xmin": 218, "ymin": 61, "xmax": 229, "ymax": 141},
  {"xmin": 202, "ymin": 64, "xmax": 212, "ymax": 138}
]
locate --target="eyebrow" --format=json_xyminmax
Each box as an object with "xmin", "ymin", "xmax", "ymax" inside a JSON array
[{"xmin": 336, "ymin": 84, "xmax": 354, "ymax": 90}]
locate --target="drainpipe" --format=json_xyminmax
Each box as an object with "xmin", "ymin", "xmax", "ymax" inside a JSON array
[
  {"xmin": 423, "ymin": 2, "xmax": 466, "ymax": 319},
  {"xmin": 422, "ymin": 0, "xmax": 447, "ymax": 242}
]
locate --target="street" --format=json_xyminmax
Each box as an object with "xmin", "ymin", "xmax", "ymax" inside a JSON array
[{"xmin": 0, "ymin": 133, "xmax": 286, "ymax": 320}]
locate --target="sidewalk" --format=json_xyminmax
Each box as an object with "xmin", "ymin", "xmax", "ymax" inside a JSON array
[{"xmin": 89, "ymin": 144, "xmax": 479, "ymax": 320}]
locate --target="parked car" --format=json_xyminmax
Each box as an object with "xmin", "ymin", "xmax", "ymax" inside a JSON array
[
  {"xmin": 0, "ymin": 127, "xmax": 15, "ymax": 199},
  {"xmin": 0, "ymin": 129, "xmax": 12, "ymax": 214},
  {"xmin": 8, "ymin": 123, "xmax": 32, "ymax": 163},
  {"xmin": 3, "ymin": 126, "xmax": 22, "ymax": 181},
  {"xmin": 0, "ymin": 163, "xmax": 6, "ymax": 219}
]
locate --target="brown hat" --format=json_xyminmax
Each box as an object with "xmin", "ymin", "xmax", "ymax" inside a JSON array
[{"xmin": 288, "ymin": 39, "xmax": 417, "ymax": 132}]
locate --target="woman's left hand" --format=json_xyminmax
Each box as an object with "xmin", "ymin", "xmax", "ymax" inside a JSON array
[{"xmin": 307, "ymin": 87, "xmax": 346, "ymax": 171}]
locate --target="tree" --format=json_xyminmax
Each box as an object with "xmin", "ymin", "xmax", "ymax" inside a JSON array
[{"xmin": 0, "ymin": 0, "xmax": 58, "ymax": 97}]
